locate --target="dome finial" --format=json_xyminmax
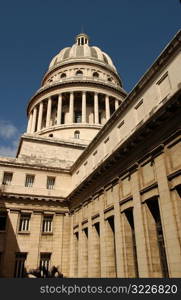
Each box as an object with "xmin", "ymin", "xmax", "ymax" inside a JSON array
[{"xmin": 76, "ymin": 32, "xmax": 89, "ymax": 46}]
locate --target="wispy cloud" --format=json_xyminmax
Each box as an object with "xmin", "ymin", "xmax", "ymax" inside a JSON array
[
  {"xmin": 0, "ymin": 121, "xmax": 18, "ymax": 139},
  {"xmin": 0, "ymin": 146, "xmax": 17, "ymax": 157},
  {"xmin": 0, "ymin": 121, "xmax": 20, "ymax": 157}
]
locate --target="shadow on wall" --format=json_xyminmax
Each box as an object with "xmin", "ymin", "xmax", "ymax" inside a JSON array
[{"xmin": 0, "ymin": 189, "xmax": 27, "ymax": 278}]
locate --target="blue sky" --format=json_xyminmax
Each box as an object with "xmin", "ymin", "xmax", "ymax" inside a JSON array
[{"xmin": 0, "ymin": 0, "xmax": 180, "ymax": 157}]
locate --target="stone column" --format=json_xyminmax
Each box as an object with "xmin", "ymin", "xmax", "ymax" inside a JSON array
[
  {"xmin": 105, "ymin": 216, "xmax": 117, "ymax": 277},
  {"xmin": 105, "ymin": 95, "xmax": 110, "ymax": 120},
  {"xmin": 46, "ymin": 97, "xmax": 52, "ymax": 127},
  {"xmin": 81, "ymin": 228, "xmax": 88, "ymax": 277},
  {"xmin": 57, "ymin": 94, "xmax": 62, "ymax": 125},
  {"xmin": 99, "ymin": 192, "xmax": 107, "ymax": 277},
  {"xmin": 31, "ymin": 107, "xmax": 37, "ymax": 133},
  {"xmin": 69, "ymin": 92, "xmax": 74, "ymax": 123},
  {"xmin": 115, "ymin": 99, "xmax": 119, "ymax": 110},
  {"xmin": 82, "ymin": 91, "xmax": 86, "ymax": 123},
  {"xmin": 26, "ymin": 212, "xmax": 42, "ymax": 271},
  {"xmin": 90, "ymin": 221, "xmax": 101, "ymax": 277},
  {"xmin": 113, "ymin": 183, "xmax": 125, "ymax": 277},
  {"xmin": 154, "ymin": 154, "xmax": 181, "ymax": 277},
  {"xmin": 94, "ymin": 92, "xmax": 99, "ymax": 124},
  {"xmin": 37, "ymin": 102, "xmax": 43, "ymax": 131},
  {"xmin": 131, "ymin": 170, "xmax": 150, "ymax": 277},
  {"xmin": 27, "ymin": 112, "xmax": 33, "ymax": 133}
]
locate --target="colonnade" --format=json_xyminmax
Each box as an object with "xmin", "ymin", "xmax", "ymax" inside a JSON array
[{"xmin": 27, "ymin": 92, "xmax": 121, "ymax": 133}]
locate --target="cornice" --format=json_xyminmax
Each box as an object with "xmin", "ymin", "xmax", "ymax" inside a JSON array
[
  {"xmin": 0, "ymin": 191, "xmax": 67, "ymax": 204},
  {"xmin": 0, "ymin": 159, "xmax": 71, "ymax": 173},
  {"xmin": 41, "ymin": 58, "xmax": 122, "ymax": 85}
]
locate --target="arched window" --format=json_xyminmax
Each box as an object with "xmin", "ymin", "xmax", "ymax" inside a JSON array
[
  {"xmin": 93, "ymin": 72, "xmax": 99, "ymax": 78},
  {"xmin": 49, "ymin": 134, "xmax": 53, "ymax": 137},
  {"xmin": 76, "ymin": 70, "xmax": 83, "ymax": 76},
  {"xmin": 60, "ymin": 73, "xmax": 66, "ymax": 79},
  {"xmin": 108, "ymin": 77, "xmax": 112, "ymax": 82},
  {"xmin": 74, "ymin": 130, "xmax": 80, "ymax": 139}
]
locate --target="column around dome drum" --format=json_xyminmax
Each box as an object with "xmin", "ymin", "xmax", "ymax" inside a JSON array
[
  {"xmin": 82, "ymin": 91, "xmax": 86, "ymax": 123},
  {"xmin": 31, "ymin": 107, "xmax": 37, "ymax": 133},
  {"xmin": 69, "ymin": 92, "xmax": 74, "ymax": 123},
  {"xmin": 94, "ymin": 92, "xmax": 99, "ymax": 124},
  {"xmin": 105, "ymin": 95, "xmax": 110, "ymax": 121},
  {"xmin": 115, "ymin": 99, "xmax": 119, "ymax": 110},
  {"xmin": 57, "ymin": 94, "xmax": 62, "ymax": 125},
  {"xmin": 46, "ymin": 97, "xmax": 52, "ymax": 128},
  {"xmin": 27, "ymin": 112, "xmax": 33, "ymax": 133},
  {"xmin": 37, "ymin": 102, "xmax": 43, "ymax": 131}
]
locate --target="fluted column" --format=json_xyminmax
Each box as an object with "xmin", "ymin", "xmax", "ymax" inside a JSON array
[
  {"xmin": 105, "ymin": 95, "xmax": 110, "ymax": 120},
  {"xmin": 94, "ymin": 92, "xmax": 99, "ymax": 124},
  {"xmin": 27, "ymin": 112, "xmax": 33, "ymax": 133},
  {"xmin": 37, "ymin": 102, "xmax": 43, "ymax": 131},
  {"xmin": 69, "ymin": 92, "xmax": 74, "ymax": 123},
  {"xmin": 57, "ymin": 94, "xmax": 62, "ymax": 125},
  {"xmin": 46, "ymin": 97, "xmax": 52, "ymax": 127},
  {"xmin": 115, "ymin": 99, "xmax": 119, "ymax": 110},
  {"xmin": 82, "ymin": 91, "xmax": 86, "ymax": 123},
  {"xmin": 31, "ymin": 107, "xmax": 37, "ymax": 133}
]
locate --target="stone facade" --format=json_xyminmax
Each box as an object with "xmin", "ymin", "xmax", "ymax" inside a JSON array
[{"xmin": 0, "ymin": 31, "xmax": 181, "ymax": 278}]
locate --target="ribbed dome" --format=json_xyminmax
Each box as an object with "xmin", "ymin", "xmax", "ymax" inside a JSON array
[{"xmin": 49, "ymin": 33, "xmax": 117, "ymax": 72}]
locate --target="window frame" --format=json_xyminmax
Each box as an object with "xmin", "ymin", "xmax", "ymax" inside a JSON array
[
  {"xmin": 42, "ymin": 215, "xmax": 53, "ymax": 234},
  {"xmin": 14, "ymin": 252, "xmax": 27, "ymax": 278},
  {"xmin": 46, "ymin": 176, "xmax": 56, "ymax": 190},
  {"xmin": 18, "ymin": 213, "xmax": 31, "ymax": 233},
  {"xmin": 2, "ymin": 172, "xmax": 13, "ymax": 185},
  {"xmin": 25, "ymin": 174, "xmax": 35, "ymax": 188}
]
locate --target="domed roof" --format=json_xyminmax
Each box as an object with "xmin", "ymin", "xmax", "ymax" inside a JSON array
[{"xmin": 49, "ymin": 33, "xmax": 117, "ymax": 72}]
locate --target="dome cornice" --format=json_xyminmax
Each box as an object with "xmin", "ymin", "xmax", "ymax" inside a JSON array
[{"xmin": 42, "ymin": 58, "xmax": 121, "ymax": 86}]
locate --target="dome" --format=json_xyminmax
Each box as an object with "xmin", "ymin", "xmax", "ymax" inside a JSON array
[{"xmin": 49, "ymin": 33, "xmax": 117, "ymax": 72}]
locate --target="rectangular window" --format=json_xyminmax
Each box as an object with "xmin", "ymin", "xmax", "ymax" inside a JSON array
[
  {"xmin": 40, "ymin": 253, "xmax": 51, "ymax": 272},
  {"xmin": 42, "ymin": 215, "xmax": 53, "ymax": 233},
  {"xmin": 0, "ymin": 212, "xmax": 7, "ymax": 231},
  {"xmin": 25, "ymin": 174, "xmax": 35, "ymax": 187},
  {"xmin": 157, "ymin": 72, "xmax": 170, "ymax": 100},
  {"xmin": 2, "ymin": 172, "xmax": 13, "ymax": 185},
  {"xmin": 19, "ymin": 214, "xmax": 30, "ymax": 232},
  {"xmin": 47, "ymin": 176, "xmax": 55, "ymax": 190},
  {"xmin": 14, "ymin": 252, "xmax": 27, "ymax": 278},
  {"xmin": 134, "ymin": 99, "xmax": 144, "ymax": 124}
]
